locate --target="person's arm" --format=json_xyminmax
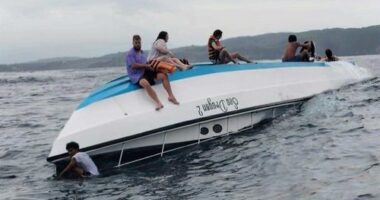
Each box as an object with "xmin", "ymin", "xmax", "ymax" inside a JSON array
[
  {"xmin": 211, "ymin": 41, "xmax": 224, "ymax": 51},
  {"xmin": 59, "ymin": 157, "xmax": 77, "ymax": 178},
  {"xmin": 320, "ymin": 56, "xmax": 327, "ymax": 61},
  {"xmin": 298, "ymin": 42, "xmax": 310, "ymax": 49},
  {"xmin": 154, "ymin": 40, "xmax": 172, "ymax": 55},
  {"xmin": 167, "ymin": 50, "xmax": 175, "ymax": 57},
  {"xmin": 127, "ymin": 54, "xmax": 151, "ymax": 70},
  {"xmin": 132, "ymin": 63, "xmax": 151, "ymax": 70}
]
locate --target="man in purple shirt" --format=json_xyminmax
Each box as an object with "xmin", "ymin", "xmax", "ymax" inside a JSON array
[{"xmin": 126, "ymin": 35, "xmax": 179, "ymax": 111}]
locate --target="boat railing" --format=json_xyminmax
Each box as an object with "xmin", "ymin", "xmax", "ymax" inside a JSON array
[{"xmin": 112, "ymin": 101, "xmax": 303, "ymax": 168}]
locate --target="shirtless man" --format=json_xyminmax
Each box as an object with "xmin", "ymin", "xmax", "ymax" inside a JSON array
[{"xmin": 282, "ymin": 35, "xmax": 311, "ymax": 62}]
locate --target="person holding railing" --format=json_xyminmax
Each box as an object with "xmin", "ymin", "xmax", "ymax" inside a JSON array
[{"xmin": 59, "ymin": 141, "xmax": 99, "ymax": 178}]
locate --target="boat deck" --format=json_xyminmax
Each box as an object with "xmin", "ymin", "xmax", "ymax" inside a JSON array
[{"xmin": 78, "ymin": 62, "xmax": 327, "ymax": 109}]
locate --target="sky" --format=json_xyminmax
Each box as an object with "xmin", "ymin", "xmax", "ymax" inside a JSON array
[{"xmin": 0, "ymin": 0, "xmax": 379, "ymax": 64}]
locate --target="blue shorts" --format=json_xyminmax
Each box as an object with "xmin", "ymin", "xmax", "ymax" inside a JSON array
[
  {"xmin": 282, "ymin": 55, "xmax": 303, "ymax": 62},
  {"xmin": 210, "ymin": 59, "xmax": 223, "ymax": 64}
]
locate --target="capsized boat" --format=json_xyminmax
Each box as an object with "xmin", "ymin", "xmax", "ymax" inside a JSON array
[{"xmin": 47, "ymin": 61, "xmax": 372, "ymax": 172}]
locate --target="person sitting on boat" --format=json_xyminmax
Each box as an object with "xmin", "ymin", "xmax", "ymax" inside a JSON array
[
  {"xmin": 127, "ymin": 34, "xmax": 179, "ymax": 111},
  {"xmin": 59, "ymin": 141, "xmax": 99, "ymax": 178},
  {"xmin": 299, "ymin": 41, "xmax": 316, "ymax": 61},
  {"xmin": 321, "ymin": 48, "xmax": 339, "ymax": 62},
  {"xmin": 208, "ymin": 29, "xmax": 252, "ymax": 64},
  {"xmin": 148, "ymin": 31, "xmax": 191, "ymax": 70},
  {"xmin": 282, "ymin": 34, "xmax": 311, "ymax": 62}
]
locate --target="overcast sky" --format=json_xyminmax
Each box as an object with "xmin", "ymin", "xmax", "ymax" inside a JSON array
[{"xmin": 0, "ymin": 0, "xmax": 379, "ymax": 64}]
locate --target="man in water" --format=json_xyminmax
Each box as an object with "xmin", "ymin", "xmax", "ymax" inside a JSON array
[
  {"xmin": 282, "ymin": 34, "xmax": 311, "ymax": 62},
  {"xmin": 208, "ymin": 29, "xmax": 252, "ymax": 64},
  {"xmin": 126, "ymin": 35, "xmax": 179, "ymax": 111},
  {"xmin": 59, "ymin": 141, "xmax": 99, "ymax": 178}
]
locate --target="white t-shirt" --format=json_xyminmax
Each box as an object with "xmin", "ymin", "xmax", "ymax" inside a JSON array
[
  {"xmin": 73, "ymin": 152, "xmax": 99, "ymax": 176},
  {"xmin": 147, "ymin": 39, "xmax": 173, "ymax": 61}
]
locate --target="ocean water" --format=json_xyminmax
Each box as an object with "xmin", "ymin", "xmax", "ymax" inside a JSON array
[{"xmin": 0, "ymin": 55, "xmax": 380, "ymax": 200}]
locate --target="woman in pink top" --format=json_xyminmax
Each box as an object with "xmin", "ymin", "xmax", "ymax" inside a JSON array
[{"xmin": 148, "ymin": 31, "xmax": 191, "ymax": 70}]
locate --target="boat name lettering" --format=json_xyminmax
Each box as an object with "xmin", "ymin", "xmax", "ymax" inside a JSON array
[{"xmin": 196, "ymin": 97, "xmax": 239, "ymax": 116}]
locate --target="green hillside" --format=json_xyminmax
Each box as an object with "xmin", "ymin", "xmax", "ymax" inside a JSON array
[
  {"xmin": 1, "ymin": 25, "xmax": 379, "ymax": 71},
  {"xmin": 175, "ymin": 25, "xmax": 380, "ymax": 62}
]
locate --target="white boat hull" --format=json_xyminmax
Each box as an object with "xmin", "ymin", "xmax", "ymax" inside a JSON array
[{"xmin": 47, "ymin": 61, "xmax": 372, "ymax": 170}]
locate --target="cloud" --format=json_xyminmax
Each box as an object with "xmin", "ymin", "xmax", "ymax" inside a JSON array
[{"xmin": 0, "ymin": 0, "xmax": 379, "ymax": 63}]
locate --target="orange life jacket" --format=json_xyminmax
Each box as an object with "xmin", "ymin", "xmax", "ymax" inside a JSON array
[
  {"xmin": 149, "ymin": 60, "xmax": 176, "ymax": 73},
  {"xmin": 208, "ymin": 35, "xmax": 221, "ymax": 60}
]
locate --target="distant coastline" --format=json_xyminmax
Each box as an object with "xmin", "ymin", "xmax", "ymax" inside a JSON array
[{"xmin": 1, "ymin": 25, "xmax": 380, "ymax": 72}]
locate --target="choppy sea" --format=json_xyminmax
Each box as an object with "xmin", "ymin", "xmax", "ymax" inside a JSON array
[{"xmin": 0, "ymin": 55, "xmax": 380, "ymax": 200}]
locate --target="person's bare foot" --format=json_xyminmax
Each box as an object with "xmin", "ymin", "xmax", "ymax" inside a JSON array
[
  {"xmin": 177, "ymin": 65, "xmax": 190, "ymax": 71},
  {"xmin": 176, "ymin": 65, "xmax": 183, "ymax": 71},
  {"xmin": 155, "ymin": 104, "xmax": 164, "ymax": 111},
  {"xmin": 168, "ymin": 97, "xmax": 179, "ymax": 105}
]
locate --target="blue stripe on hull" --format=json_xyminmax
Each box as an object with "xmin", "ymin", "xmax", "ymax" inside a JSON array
[{"xmin": 77, "ymin": 62, "xmax": 326, "ymax": 109}]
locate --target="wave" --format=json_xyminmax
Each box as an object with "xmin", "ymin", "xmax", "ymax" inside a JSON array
[
  {"xmin": 17, "ymin": 122, "xmax": 44, "ymax": 128},
  {"xmin": 0, "ymin": 76, "xmax": 55, "ymax": 84},
  {"xmin": 0, "ymin": 150, "xmax": 23, "ymax": 160},
  {"xmin": 0, "ymin": 165, "xmax": 22, "ymax": 180}
]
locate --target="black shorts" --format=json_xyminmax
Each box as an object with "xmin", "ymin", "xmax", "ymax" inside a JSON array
[{"xmin": 139, "ymin": 70, "xmax": 157, "ymax": 86}]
